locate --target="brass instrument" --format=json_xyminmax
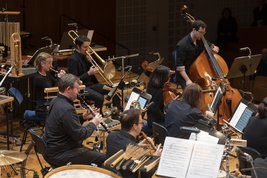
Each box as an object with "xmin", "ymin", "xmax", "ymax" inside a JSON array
[
  {"xmin": 9, "ymin": 32, "xmax": 23, "ymax": 76},
  {"xmin": 67, "ymin": 30, "xmax": 115, "ymax": 86}
]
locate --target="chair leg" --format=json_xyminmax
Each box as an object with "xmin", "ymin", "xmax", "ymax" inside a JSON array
[
  {"xmin": 20, "ymin": 130, "xmax": 28, "ymax": 152},
  {"xmin": 35, "ymin": 150, "xmax": 44, "ymax": 169}
]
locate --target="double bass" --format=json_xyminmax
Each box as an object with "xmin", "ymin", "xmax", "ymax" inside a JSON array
[{"xmin": 181, "ymin": 5, "xmax": 242, "ymax": 125}]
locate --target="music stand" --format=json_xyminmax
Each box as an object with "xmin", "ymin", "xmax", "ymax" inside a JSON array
[{"xmin": 227, "ymin": 54, "xmax": 262, "ymax": 90}]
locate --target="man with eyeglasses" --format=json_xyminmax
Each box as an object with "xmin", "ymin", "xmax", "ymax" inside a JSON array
[
  {"xmin": 106, "ymin": 108, "xmax": 161, "ymax": 178},
  {"xmin": 171, "ymin": 20, "xmax": 219, "ymax": 89}
]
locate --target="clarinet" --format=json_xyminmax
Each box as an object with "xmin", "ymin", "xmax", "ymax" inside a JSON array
[{"xmin": 77, "ymin": 94, "xmax": 110, "ymax": 133}]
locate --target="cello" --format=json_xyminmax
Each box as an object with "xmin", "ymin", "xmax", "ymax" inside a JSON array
[{"xmin": 181, "ymin": 5, "xmax": 242, "ymax": 125}]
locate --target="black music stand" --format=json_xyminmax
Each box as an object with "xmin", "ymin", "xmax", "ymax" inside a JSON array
[{"xmin": 227, "ymin": 54, "xmax": 262, "ymax": 90}]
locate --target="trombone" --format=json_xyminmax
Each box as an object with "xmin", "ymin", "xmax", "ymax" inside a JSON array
[{"xmin": 68, "ymin": 30, "xmax": 115, "ymax": 86}]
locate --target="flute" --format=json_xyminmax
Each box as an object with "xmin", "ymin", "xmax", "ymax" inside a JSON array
[
  {"xmin": 77, "ymin": 94, "xmax": 110, "ymax": 133},
  {"xmin": 141, "ymin": 131, "xmax": 157, "ymax": 150}
]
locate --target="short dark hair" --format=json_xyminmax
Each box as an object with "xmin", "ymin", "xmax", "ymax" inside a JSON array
[
  {"xmin": 192, "ymin": 20, "xmax": 207, "ymax": 31},
  {"xmin": 148, "ymin": 65, "xmax": 170, "ymax": 88},
  {"xmin": 258, "ymin": 97, "xmax": 267, "ymax": 119},
  {"xmin": 182, "ymin": 83, "xmax": 203, "ymax": 108},
  {"xmin": 120, "ymin": 108, "xmax": 141, "ymax": 131},
  {"xmin": 58, "ymin": 74, "xmax": 79, "ymax": 93},
  {"xmin": 74, "ymin": 35, "xmax": 90, "ymax": 48}
]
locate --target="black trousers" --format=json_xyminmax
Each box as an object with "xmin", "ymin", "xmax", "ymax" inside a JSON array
[
  {"xmin": 46, "ymin": 147, "xmax": 106, "ymax": 168},
  {"xmin": 84, "ymin": 83, "xmax": 121, "ymax": 113}
]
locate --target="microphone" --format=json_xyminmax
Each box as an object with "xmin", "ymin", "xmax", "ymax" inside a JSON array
[
  {"xmin": 77, "ymin": 94, "xmax": 110, "ymax": 133},
  {"xmin": 180, "ymin": 126, "xmax": 200, "ymax": 134}
]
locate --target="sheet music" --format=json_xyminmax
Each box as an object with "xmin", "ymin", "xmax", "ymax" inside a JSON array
[
  {"xmin": 189, "ymin": 130, "xmax": 219, "ymax": 144},
  {"xmin": 156, "ymin": 137, "xmax": 224, "ymax": 178},
  {"xmin": 187, "ymin": 142, "xmax": 224, "ymax": 178},
  {"xmin": 156, "ymin": 137, "xmax": 194, "ymax": 178}
]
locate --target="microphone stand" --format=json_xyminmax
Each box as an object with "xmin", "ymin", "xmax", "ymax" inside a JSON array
[
  {"xmin": 108, "ymin": 53, "xmax": 139, "ymax": 110},
  {"xmin": 106, "ymin": 66, "xmax": 132, "ymax": 110}
]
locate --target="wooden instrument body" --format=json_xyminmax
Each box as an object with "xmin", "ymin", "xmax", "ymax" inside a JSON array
[{"xmin": 190, "ymin": 51, "xmax": 242, "ymax": 123}]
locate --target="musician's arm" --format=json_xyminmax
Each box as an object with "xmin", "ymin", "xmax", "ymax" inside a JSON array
[
  {"xmin": 63, "ymin": 108, "xmax": 97, "ymax": 141},
  {"xmin": 174, "ymin": 46, "xmax": 192, "ymax": 85},
  {"xmin": 68, "ymin": 57, "xmax": 91, "ymax": 83},
  {"xmin": 179, "ymin": 70, "xmax": 192, "ymax": 85}
]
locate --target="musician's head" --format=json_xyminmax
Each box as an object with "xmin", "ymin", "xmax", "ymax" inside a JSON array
[
  {"xmin": 75, "ymin": 35, "xmax": 90, "ymax": 55},
  {"xmin": 121, "ymin": 108, "xmax": 142, "ymax": 137},
  {"xmin": 58, "ymin": 74, "xmax": 81, "ymax": 100},
  {"xmin": 258, "ymin": 97, "xmax": 267, "ymax": 119},
  {"xmin": 191, "ymin": 20, "xmax": 206, "ymax": 40},
  {"xmin": 34, "ymin": 52, "xmax": 53, "ymax": 72},
  {"xmin": 148, "ymin": 65, "xmax": 170, "ymax": 89},
  {"xmin": 182, "ymin": 83, "xmax": 203, "ymax": 108}
]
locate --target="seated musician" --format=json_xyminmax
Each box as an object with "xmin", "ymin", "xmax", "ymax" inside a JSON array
[
  {"xmin": 164, "ymin": 83, "xmax": 214, "ymax": 139},
  {"xmin": 142, "ymin": 65, "xmax": 171, "ymax": 135},
  {"xmin": 31, "ymin": 52, "xmax": 65, "ymax": 119},
  {"xmin": 106, "ymin": 108, "xmax": 161, "ymax": 178},
  {"xmin": 243, "ymin": 97, "xmax": 267, "ymax": 158},
  {"xmin": 44, "ymin": 74, "xmax": 106, "ymax": 167},
  {"xmin": 67, "ymin": 35, "xmax": 120, "ymax": 113}
]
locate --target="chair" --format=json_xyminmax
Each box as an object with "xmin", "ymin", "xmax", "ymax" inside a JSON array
[
  {"xmin": 5, "ymin": 87, "xmax": 24, "ymax": 149},
  {"xmin": 7, "ymin": 87, "xmax": 45, "ymax": 151},
  {"xmin": 236, "ymin": 146, "xmax": 262, "ymax": 175},
  {"xmin": 20, "ymin": 110, "xmax": 45, "ymax": 151},
  {"xmin": 152, "ymin": 122, "xmax": 168, "ymax": 145},
  {"xmin": 28, "ymin": 128, "xmax": 48, "ymax": 170}
]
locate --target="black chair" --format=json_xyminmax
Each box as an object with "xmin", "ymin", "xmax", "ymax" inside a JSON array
[
  {"xmin": 5, "ymin": 87, "xmax": 25, "ymax": 149},
  {"xmin": 28, "ymin": 128, "xmax": 48, "ymax": 170},
  {"xmin": 7, "ymin": 87, "xmax": 45, "ymax": 152},
  {"xmin": 152, "ymin": 122, "xmax": 168, "ymax": 145},
  {"xmin": 20, "ymin": 110, "xmax": 45, "ymax": 151},
  {"xmin": 236, "ymin": 146, "xmax": 262, "ymax": 175}
]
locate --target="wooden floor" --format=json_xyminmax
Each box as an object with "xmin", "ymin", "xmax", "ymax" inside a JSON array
[{"xmin": 0, "ymin": 118, "xmax": 47, "ymax": 178}]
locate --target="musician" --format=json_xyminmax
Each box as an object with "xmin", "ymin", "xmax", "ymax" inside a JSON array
[
  {"xmin": 33, "ymin": 52, "xmax": 65, "ymax": 118},
  {"xmin": 44, "ymin": 74, "xmax": 106, "ymax": 167},
  {"xmin": 164, "ymin": 83, "xmax": 214, "ymax": 139},
  {"xmin": 172, "ymin": 20, "xmax": 219, "ymax": 89},
  {"xmin": 243, "ymin": 97, "xmax": 267, "ymax": 157},
  {"xmin": 106, "ymin": 108, "xmax": 161, "ymax": 178},
  {"xmin": 142, "ymin": 65, "xmax": 171, "ymax": 135},
  {"xmin": 68, "ymin": 35, "xmax": 120, "ymax": 113}
]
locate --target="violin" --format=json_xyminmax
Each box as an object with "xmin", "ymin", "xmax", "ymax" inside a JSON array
[{"xmin": 163, "ymin": 81, "xmax": 182, "ymax": 105}]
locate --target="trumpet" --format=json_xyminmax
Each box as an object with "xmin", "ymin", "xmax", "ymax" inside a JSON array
[{"xmin": 68, "ymin": 30, "xmax": 115, "ymax": 86}]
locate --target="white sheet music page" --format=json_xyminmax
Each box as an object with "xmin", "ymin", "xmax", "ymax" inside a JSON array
[
  {"xmin": 156, "ymin": 137, "xmax": 224, "ymax": 178},
  {"xmin": 187, "ymin": 142, "xmax": 224, "ymax": 178},
  {"xmin": 156, "ymin": 137, "xmax": 194, "ymax": 178},
  {"xmin": 189, "ymin": 130, "xmax": 219, "ymax": 144}
]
